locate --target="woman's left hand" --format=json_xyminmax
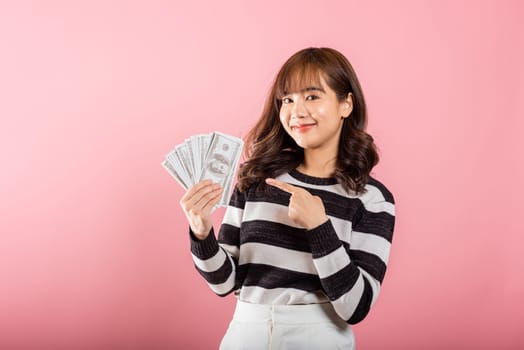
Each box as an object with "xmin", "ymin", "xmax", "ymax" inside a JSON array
[{"xmin": 265, "ymin": 178, "xmax": 329, "ymax": 230}]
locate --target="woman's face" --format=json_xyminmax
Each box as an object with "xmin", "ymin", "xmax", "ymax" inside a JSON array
[{"xmin": 279, "ymin": 74, "xmax": 353, "ymax": 153}]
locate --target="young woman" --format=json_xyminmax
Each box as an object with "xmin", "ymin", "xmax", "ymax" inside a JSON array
[{"xmin": 180, "ymin": 47, "xmax": 396, "ymax": 349}]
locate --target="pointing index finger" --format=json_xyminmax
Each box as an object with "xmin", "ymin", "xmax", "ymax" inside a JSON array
[{"xmin": 265, "ymin": 178, "xmax": 297, "ymax": 194}]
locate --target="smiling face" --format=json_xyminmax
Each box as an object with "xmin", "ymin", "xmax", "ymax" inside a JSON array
[{"xmin": 279, "ymin": 72, "xmax": 353, "ymax": 153}]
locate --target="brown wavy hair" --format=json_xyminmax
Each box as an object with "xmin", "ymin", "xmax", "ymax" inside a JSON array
[{"xmin": 237, "ymin": 47, "xmax": 379, "ymax": 195}]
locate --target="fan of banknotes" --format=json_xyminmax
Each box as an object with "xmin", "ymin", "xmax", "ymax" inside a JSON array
[{"xmin": 162, "ymin": 132, "xmax": 244, "ymax": 207}]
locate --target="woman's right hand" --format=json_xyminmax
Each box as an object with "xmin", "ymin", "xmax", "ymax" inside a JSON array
[{"xmin": 179, "ymin": 179, "xmax": 223, "ymax": 240}]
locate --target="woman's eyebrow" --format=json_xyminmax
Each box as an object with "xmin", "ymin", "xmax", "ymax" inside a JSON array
[
  {"xmin": 282, "ymin": 86, "xmax": 325, "ymax": 96},
  {"xmin": 299, "ymin": 86, "xmax": 325, "ymax": 93}
]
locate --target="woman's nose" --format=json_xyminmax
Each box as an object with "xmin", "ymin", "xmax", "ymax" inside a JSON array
[{"xmin": 291, "ymin": 99, "xmax": 307, "ymax": 119}]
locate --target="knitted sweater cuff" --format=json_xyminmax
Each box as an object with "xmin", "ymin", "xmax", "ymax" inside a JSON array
[
  {"xmin": 189, "ymin": 227, "xmax": 219, "ymax": 260},
  {"xmin": 306, "ymin": 220, "xmax": 342, "ymax": 258}
]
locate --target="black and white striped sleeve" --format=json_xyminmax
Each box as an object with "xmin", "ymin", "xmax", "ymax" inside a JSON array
[
  {"xmin": 189, "ymin": 186, "xmax": 246, "ymax": 297},
  {"xmin": 307, "ymin": 184, "xmax": 395, "ymax": 324}
]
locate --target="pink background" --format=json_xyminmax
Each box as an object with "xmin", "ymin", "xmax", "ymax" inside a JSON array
[{"xmin": 1, "ymin": 1, "xmax": 523, "ymax": 349}]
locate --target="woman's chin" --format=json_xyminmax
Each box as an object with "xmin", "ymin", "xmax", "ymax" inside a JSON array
[{"xmin": 294, "ymin": 141, "xmax": 319, "ymax": 150}]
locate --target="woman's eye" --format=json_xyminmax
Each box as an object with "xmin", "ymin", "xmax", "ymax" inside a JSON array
[
  {"xmin": 282, "ymin": 97, "xmax": 292, "ymax": 104},
  {"xmin": 306, "ymin": 95, "xmax": 319, "ymax": 101}
]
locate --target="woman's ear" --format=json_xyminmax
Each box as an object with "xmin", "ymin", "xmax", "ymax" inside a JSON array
[{"xmin": 341, "ymin": 92, "xmax": 353, "ymax": 118}]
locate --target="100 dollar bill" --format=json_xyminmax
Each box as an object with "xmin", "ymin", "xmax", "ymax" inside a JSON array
[
  {"xmin": 163, "ymin": 131, "xmax": 243, "ymax": 207},
  {"xmin": 199, "ymin": 132, "xmax": 243, "ymax": 206}
]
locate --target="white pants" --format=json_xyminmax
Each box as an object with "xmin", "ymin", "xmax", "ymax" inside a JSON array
[{"xmin": 219, "ymin": 301, "xmax": 356, "ymax": 350}]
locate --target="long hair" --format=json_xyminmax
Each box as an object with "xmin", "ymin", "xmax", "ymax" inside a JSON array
[{"xmin": 237, "ymin": 47, "xmax": 379, "ymax": 195}]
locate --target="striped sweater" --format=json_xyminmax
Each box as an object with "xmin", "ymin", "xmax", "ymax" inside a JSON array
[{"xmin": 190, "ymin": 169, "xmax": 396, "ymax": 325}]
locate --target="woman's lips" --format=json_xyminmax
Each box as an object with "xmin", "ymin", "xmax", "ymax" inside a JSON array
[{"xmin": 291, "ymin": 124, "xmax": 316, "ymax": 133}]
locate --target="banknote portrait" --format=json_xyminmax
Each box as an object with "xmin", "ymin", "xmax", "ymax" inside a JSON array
[{"xmin": 206, "ymin": 153, "xmax": 230, "ymax": 176}]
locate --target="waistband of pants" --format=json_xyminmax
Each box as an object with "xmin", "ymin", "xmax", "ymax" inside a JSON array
[{"xmin": 232, "ymin": 300, "xmax": 346, "ymax": 325}]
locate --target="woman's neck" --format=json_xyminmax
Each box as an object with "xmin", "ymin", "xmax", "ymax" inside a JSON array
[{"xmin": 298, "ymin": 149, "xmax": 337, "ymax": 178}]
